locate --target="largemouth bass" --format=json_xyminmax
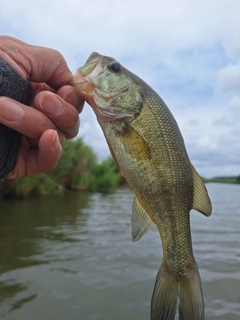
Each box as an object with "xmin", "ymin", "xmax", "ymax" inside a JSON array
[{"xmin": 72, "ymin": 53, "xmax": 212, "ymax": 320}]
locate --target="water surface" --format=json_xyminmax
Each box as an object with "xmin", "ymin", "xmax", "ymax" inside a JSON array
[{"xmin": 0, "ymin": 183, "xmax": 239, "ymax": 319}]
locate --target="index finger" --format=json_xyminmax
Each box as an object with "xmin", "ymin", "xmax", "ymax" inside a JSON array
[{"xmin": 0, "ymin": 36, "xmax": 72, "ymax": 88}]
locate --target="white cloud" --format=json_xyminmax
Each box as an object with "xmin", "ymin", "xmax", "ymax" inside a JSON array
[
  {"xmin": 214, "ymin": 96, "xmax": 240, "ymax": 126},
  {"xmin": 1, "ymin": 0, "xmax": 240, "ymax": 177},
  {"xmin": 216, "ymin": 63, "xmax": 240, "ymax": 93}
]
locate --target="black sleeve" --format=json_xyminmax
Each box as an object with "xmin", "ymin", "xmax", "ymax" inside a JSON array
[{"xmin": 0, "ymin": 57, "xmax": 32, "ymax": 178}]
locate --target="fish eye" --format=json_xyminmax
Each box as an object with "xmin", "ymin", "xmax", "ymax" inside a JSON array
[{"xmin": 108, "ymin": 61, "xmax": 121, "ymax": 73}]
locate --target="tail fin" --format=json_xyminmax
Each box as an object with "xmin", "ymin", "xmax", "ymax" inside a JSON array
[{"xmin": 151, "ymin": 260, "xmax": 204, "ymax": 320}]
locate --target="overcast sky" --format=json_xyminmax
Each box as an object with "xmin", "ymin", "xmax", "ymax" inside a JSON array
[{"xmin": 1, "ymin": 0, "xmax": 240, "ymax": 177}]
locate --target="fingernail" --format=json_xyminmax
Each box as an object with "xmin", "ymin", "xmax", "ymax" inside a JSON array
[
  {"xmin": 39, "ymin": 93, "xmax": 64, "ymax": 116},
  {"xmin": 52, "ymin": 130, "xmax": 61, "ymax": 150},
  {"xmin": 0, "ymin": 97, "xmax": 24, "ymax": 121},
  {"xmin": 58, "ymin": 131, "xmax": 66, "ymax": 146},
  {"xmin": 63, "ymin": 90, "xmax": 78, "ymax": 107}
]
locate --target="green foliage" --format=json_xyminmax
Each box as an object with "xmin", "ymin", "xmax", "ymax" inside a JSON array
[
  {"xmin": 14, "ymin": 173, "xmax": 60, "ymax": 197},
  {"xmin": 92, "ymin": 157, "xmax": 120, "ymax": 191},
  {"xmin": 0, "ymin": 138, "xmax": 121, "ymax": 198},
  {"xmin": 206, "ymin": 176, "xmax": 240, "ymax": 184},
  {"xmin": 48, "ymin": 138, "xmax": 98, "ymax": 189},
  {"xmin": 48, "ymin": 138, "xmax": 120, "ymax": 192}
]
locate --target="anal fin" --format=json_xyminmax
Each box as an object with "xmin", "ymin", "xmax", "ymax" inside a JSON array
[
  {"xmin": 192, "ymin": 164, "xmax": 212, "ymax": 217},
  {"xmin": 131, "ymin": 196, "xmax": 154, "ymax": 242}
]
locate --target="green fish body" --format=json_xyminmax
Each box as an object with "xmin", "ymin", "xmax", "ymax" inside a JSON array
[{"xmin": 72, "ymin": 53, "xmax": 212, "ymax": 320}]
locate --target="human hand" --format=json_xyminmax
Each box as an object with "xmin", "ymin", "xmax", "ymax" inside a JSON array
[{"xmin": 0, "ymin": 36, "xmax": 84, "ymax": 179}]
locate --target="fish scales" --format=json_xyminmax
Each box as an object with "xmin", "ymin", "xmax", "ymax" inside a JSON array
[
  {"xmin": 72, "ymin": 53, "xmax": 211, "ymax": 320},
  {"xmin": 131, "ymin": 90, "xmax": 194, "ymax": 265}
]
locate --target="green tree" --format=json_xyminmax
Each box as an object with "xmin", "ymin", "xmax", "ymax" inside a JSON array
[
  {"xmin": 0, "ymin": 138, "xmax": 121, "ymax": 198},
  {"xmin": 48, "ymin": 138, "xmax": 98, "ymax": 190},
  {"xmin": 92, "ymin": 157, "xmax": 120, "ymax": 191},
  {"xmin": 236, "ymin": 175, "xmax": 240, "ymax": 184}
]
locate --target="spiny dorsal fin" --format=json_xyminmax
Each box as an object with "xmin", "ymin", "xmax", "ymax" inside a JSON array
[
  {"xmin": 131, "ymin": 196, "xmax": 154, "ymax": 242},
  {"xmin": 191, "ymin": 164, "xmax": 212, "ymax": 216}
]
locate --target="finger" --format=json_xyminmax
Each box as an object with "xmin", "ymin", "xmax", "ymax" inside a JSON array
[
  {"xmin": 57, "ymin": 85, "xmax": 85, "ymax": 113},
  {"xmin": 28, "ymin": 46, "xmax": 73, "ymax": 88},
  {"xmin": 0, "ymin": 96, "xmax": 56, "ymax": 139},
  {"xmin": 35, "ymin": 91, "xmax": 80, "ymax": 139},
  {"xmin": 31, "ymin": 83, "xmax": 85, "ymax": 112},
  {"xmin": 0, "ymin": 36, "xmax": 72, "ymax": 88},
  {"xmin": 28, "ymin": 129, "xmax": 62, "ymax": 175},
  {"xmin": 5, "ymin": 129, "xmax": 62, "ymax": 179},
  {"xmin": 31, "ymin": 82, "xmax": 56, "ymax": 100}
]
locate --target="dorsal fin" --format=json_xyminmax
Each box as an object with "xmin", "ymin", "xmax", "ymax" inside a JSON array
[
  {"xmin": 131, "ymin": 196, "xmax": 154, "ymax": 242},
  {"xmin": 191, "ymin": 164, "xmax": 212, "ymax": 216}
]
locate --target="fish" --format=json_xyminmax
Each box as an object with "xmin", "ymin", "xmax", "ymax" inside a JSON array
[{"xmin": 72, "ymin": 52, "xmax": 212, "ymax": 320}]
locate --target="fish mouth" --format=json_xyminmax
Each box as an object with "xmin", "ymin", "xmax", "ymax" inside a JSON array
[
  {"xmin": 71, "ymin": 53, "xmax": 135, "ymax": 122},
  {"xmin": 71, "ymin": 53, "xmax": 104, "ymax": 95},
  {"xmin": 76, "ymin": 52, "xmax": 104, "ymax": 78}
]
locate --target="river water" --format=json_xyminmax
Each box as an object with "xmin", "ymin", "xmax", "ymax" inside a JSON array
[{"xmin": 0, "ymin": 183, "xmax": 239, "ymax": 320}]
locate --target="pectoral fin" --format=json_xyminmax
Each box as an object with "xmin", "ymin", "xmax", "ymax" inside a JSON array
[
  {"xmin": 131, "ymin": 196, "xmax": 154, "ymax": 242},
  {"xmin": 191, "ymin": 165, "xmax": 212, "ymax": 216},
  {"xmin": 119, "ymin": 122, "xmax": 151, "ymax": 161}
]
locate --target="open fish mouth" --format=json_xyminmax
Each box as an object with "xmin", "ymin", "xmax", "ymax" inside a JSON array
[
  {"xmin": 71, "ymin": 54, "xmax": 104, "ymax": 95},
  {"xmin": 77, "ymin": 60, "xmax": 98, "ymax": 77},
  {"xmin": 76, "ymin": 52, "xmax": 104, "ymax": 78}
]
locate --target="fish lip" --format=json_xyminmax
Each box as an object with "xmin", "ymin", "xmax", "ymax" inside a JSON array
[
  {"xmin": 71, "ymin": 72, "xmax": 91, "ymax": 92},
  {"xmin": 86, "ymin": 52, "xmax": 102, "ymax": 63},
  {"xmin": 76, "ymin": 60, "xmax": 98, "ymax": 77},
  {"xmin": 71, "ymin": 56, "xmax": 103, "ymax": 93},
  {"xmin": 79, "ymin": 52, "xmax": 108, "ymax": 77}
]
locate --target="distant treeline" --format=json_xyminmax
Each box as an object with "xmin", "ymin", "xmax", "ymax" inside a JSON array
[
  {"xmin": 205, "ymin": 176, "xmax": 240, "ymax": 184},
  {"xmin": 0, "ymin": 138, "xmax": 123, "ymax": 198}
]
